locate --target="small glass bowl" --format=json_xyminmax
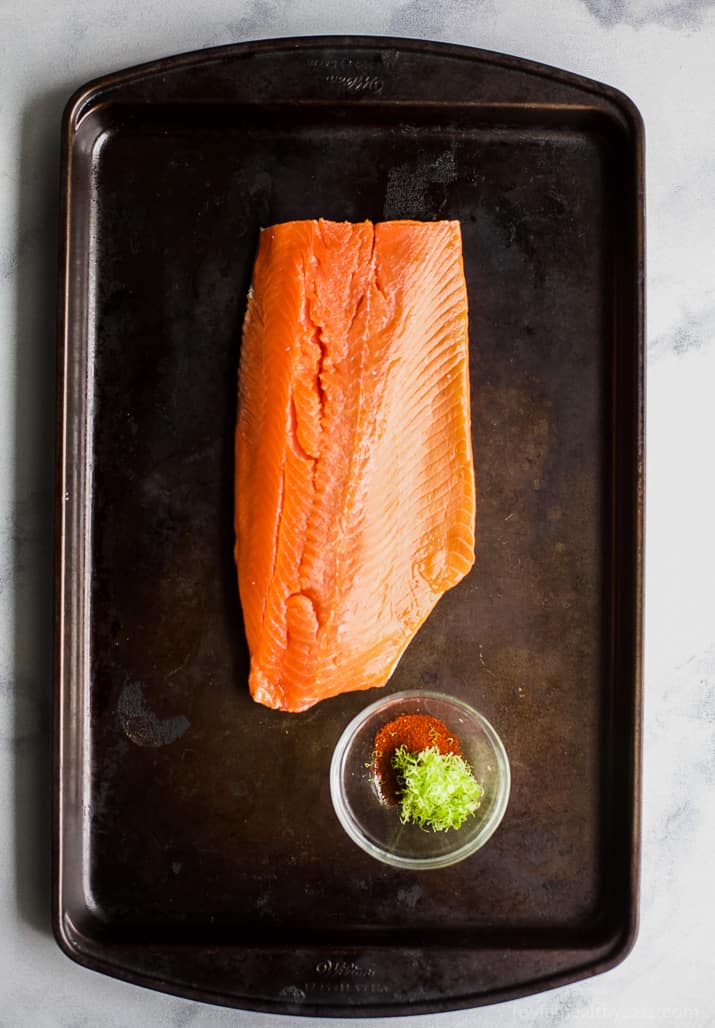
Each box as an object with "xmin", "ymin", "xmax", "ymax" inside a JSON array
[{"xmin": 330, "ymin": 690, "xmax": 510, "ymax": 870}]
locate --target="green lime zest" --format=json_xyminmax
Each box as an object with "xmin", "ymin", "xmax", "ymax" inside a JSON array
[{"xmin": 391, "ymin": 745, "xmax": 483, "ymax": 832}]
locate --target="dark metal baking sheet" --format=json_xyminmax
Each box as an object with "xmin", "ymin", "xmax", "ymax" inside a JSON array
[{"xmin": 53, "ymin": 36, "xmax": 644, "ymax": 1016}]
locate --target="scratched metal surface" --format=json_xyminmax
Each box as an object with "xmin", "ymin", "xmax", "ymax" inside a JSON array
[{"xmin": 54, "ymin": 37, "xmax": 643, "ymax": 1016}]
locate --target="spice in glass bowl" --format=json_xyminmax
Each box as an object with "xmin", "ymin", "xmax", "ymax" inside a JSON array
[{"xmin": 372, "ymin": 713, "xmax": 483, "ymax": 831}]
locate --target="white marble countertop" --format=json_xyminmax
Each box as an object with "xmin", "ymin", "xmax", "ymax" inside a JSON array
[{"xmin": 2, "ymin": 1, "xmax": 714, "ymax": 1025}]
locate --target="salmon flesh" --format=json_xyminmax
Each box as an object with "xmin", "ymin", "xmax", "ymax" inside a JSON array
[{"xmin": 235, "ymin": 219, "xmax": 475, "ymax": 712}]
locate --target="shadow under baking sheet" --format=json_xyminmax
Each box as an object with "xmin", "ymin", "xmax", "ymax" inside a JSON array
[{"xmin": 9, "ymin": 85, "xmax": 77, "ymax": 939}]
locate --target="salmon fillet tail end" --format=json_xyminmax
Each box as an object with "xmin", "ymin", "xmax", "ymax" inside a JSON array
[{"xmin": 235, "ymin": 218, "xmax": 475, "ymax": 712}]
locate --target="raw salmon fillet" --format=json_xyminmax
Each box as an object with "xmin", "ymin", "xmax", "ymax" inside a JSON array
[{"xmin": 235, "ymin": 219, "xmax": 475, "ymax": 712}]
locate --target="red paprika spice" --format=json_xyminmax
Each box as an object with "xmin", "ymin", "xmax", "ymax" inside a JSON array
[{"xmin": 372, "ymin": 713, "xmax": 463, "ymax": 805}]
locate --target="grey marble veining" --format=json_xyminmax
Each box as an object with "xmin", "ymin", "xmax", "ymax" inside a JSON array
[
  {"xmin": 582, "ymin": 0, "xmax": 714, "ymax": 28},
  {"xmin": 2, "ymin": 0, "xmax": 715, "ymax": 1025}
]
